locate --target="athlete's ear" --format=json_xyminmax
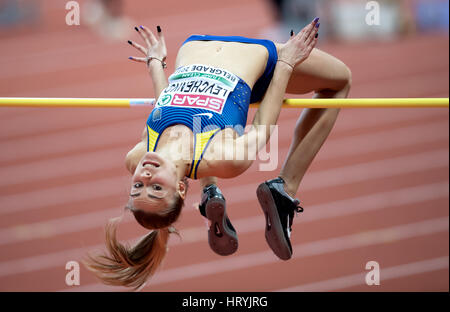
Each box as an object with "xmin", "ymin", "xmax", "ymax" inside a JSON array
[{"xmin": 177, "ymin": 180, "xmax": 187, "ymax": 199}]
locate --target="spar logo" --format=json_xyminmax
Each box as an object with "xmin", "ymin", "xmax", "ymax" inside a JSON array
[
  {"xmin": 157, "ymin": 94, "xmax": 172, "ymax": 106},
  {"xmin": 170, "ymin": 93, "xmax": 224, "ymax": 113}
]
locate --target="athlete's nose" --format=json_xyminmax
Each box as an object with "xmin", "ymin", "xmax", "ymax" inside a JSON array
[{"xmin": 141, "ymin": 170, "xmax": 152, "ymax": 179}]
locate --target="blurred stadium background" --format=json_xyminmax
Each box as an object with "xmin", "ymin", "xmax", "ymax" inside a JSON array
[{"xmin": 0, "ymin": 0, "xmax": 448, "ymax": 291}]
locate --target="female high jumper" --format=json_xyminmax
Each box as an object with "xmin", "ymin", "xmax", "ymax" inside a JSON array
[{"xmin": 84, "ymin": 18, "xmax": 351, "ymax": 289}]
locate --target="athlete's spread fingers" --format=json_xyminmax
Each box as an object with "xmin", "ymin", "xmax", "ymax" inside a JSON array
[
  {"xmin": 135, "ymin": 25, "xmax": 151, "ymax": 47},
  {"xmin": 157, "ymin": 25, "xmax": 166, "ymax": 47},
  {"xmin": 128, "ymin": 56, "xmax": 147, "ymax": 63},
  {"xmin": 127, "ymin": 40, "xmax": 147, "ymax": 56},
  {"xmin": 140, "ymin": 25, "xmax": 158, "ymax": 46}
]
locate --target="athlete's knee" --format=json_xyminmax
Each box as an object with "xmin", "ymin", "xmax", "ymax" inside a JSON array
[
  {"xmin": 333, "ymin": 57, "xmax": 352, "ymax": 92},
  {"xmin": 330, "ymin": 59, "xmax": 352, "ymax": 93},
  {"xmin": 317, "ymin": 61, "xmax": 352, "ymax": 94}
]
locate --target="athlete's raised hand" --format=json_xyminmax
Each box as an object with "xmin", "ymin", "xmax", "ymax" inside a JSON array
[
  {"xmin": 277, "ymin": 18, "xmax": 320, "ymax": 70},
  {"xmin": 128, "ymin": 25, "xmax": 167, "ymax": 69}
]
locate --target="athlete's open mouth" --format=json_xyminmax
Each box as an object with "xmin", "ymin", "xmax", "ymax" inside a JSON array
[{"xmin": 142, "ymin": 161, "xmax": 160, "ymax": 168}]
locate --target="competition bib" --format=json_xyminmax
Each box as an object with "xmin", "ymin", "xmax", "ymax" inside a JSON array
[{"xmin": 155, "ymin": 64, "xmax": 239, "ymax": 114}]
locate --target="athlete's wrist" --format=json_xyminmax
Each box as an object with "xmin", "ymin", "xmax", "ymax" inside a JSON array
[
  {"xmin": 146, "ymin": 56, "xmax": 167, "ymax": 69},
  {"xmin": 276, "ymin": 59, "xmax": 294, "ymax": 74}
]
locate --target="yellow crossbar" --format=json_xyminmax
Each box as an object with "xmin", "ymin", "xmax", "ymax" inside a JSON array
[{"xmin": 0, "ymin": 97, "xmax": 448, "ymax": 108}]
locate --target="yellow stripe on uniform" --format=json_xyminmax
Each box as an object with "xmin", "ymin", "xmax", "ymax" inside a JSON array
[
  {"xmin": 147, "ymin": 125, "xmax": 160, "ymax": 152},
  {"xmin": 190, "ymin": 129, "xmax": 220, "ymax": 179}
]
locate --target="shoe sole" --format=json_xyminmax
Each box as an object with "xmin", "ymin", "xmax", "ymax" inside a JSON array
[
  {"xmin": 256, "ymin": 182, "xmax": 292, "ymax": 260},
  {"xmin": 205, "ymin": 197, "xmax": 238, "ymax": 256}
]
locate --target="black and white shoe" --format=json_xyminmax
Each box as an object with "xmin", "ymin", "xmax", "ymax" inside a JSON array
[
  {"xmin": 256, "ymin": 177, "xmax": 304, "ymax": 260},
  {"xmin": 199, "ymin": 184, "xmax": 238, "ymax": 256}
]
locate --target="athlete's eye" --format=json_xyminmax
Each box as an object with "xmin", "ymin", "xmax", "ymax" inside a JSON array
[
  {"xmin": 153, "ymin": 184, "xmax": 162, "ymax": 191},
  {"xmin": 133, "ymin": 182, "xmax": 143, "ymax": 188}
]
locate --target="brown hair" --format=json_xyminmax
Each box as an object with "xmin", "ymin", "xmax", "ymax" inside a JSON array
[{"xmin": 83, "ymin": 180, "xmax": 188, "ymax": 291}]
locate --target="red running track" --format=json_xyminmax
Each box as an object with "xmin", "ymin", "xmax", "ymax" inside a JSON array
[{"xmin": 0, "ymin": 0, "xmax": 448, "ymax": 292}]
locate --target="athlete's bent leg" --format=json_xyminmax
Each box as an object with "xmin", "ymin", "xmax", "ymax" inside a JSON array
[
  {"xmin": 280, "ymin": 48, "xmax": 352, "ymax": 195},
  {"xmin": 257, "ymin": 47, "xmax": 351, "ymax": 260}
]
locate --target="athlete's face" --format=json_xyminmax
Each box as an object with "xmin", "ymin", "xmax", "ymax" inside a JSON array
[{"xmin": 130, "ymin": 152, "xmax": 179, "ymax": 213}]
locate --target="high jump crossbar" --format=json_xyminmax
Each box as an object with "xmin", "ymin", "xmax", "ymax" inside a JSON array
[{"xmin": 0, "ymin": 97, "xmax": 448, "ymax": 108}]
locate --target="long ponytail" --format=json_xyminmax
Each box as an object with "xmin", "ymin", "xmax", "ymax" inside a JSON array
[
  {"xmin": 83, "ymin": 217, "xmax": 171, "ymax": 290},
  {"xmin": 83, "ymin": 190, "xmax": 186, "ymax": 290}
]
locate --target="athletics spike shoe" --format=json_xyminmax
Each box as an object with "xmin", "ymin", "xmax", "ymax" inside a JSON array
[
  {"xmin": 199, "ymin": 184, "xmax": 238, "ymax": 256},
  {"xmin": 256, "ymin": 177, "xmax": 304, "ymax": 260}
]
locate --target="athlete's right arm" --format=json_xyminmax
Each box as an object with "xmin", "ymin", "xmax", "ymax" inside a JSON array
[
  {"xmin": 126, "ymin": 25, "xmax": 169, "ymax": 173},
  {"xmin": 128, "ymin": 25, "xmax": 169, "ymax": 98},
  {"xmin": 205, "ymin": 61, "xmax": 303, "ymax": 179},
  {"xmin": 207, "ymin": 61, "xmax": 294, "ymax": 178},
  {"xmin": 222, "ymin": 20, "xmax": 320, "ymax": 177}
]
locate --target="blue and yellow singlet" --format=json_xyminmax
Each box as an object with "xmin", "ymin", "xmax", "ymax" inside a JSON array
[{"xmin": 146, "ymin": 35, "xmax": 278, "ymax": 179}]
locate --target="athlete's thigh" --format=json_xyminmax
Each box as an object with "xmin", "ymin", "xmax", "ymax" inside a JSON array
[{"xmin": 282, "ymin": 47, "xmax": 351, "ymax": 95}]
